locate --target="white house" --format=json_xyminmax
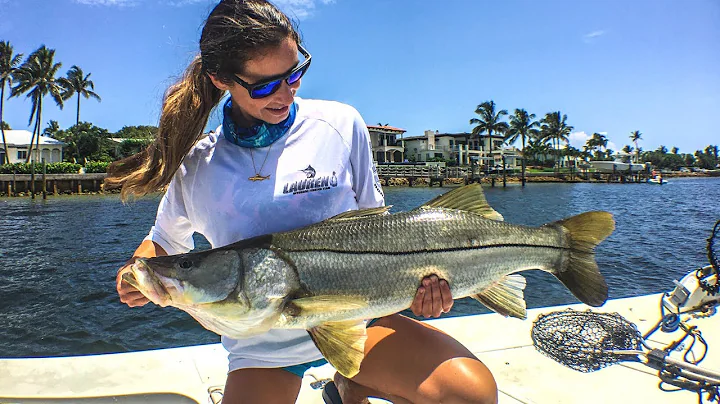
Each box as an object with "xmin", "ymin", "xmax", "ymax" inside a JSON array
[
  {"xmin": 0, "ymin": 130, "xmax": 66, "ymax": 164},
  {"xmin": 404, "ymin": 130, "xmax": 520, "ymax": 168}
]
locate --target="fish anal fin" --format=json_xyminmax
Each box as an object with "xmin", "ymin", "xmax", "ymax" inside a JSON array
[
  {"xmin": 289, "ymin": 295, "xmax": 367, "ymax": 317},
  {"xmin": 329, "ymin": 206, "xmax": 392, "ymax": 221},
  {"xmin": 422, "ymin": 184, "xmax": 504, "ymax": 221},
  {"xmin": 307, "ymin": 320, "xmax": 367, "ymax": 378},
  {"xmin": 471, "ymin": 274, "xmax": 527, "ymax": 319}
]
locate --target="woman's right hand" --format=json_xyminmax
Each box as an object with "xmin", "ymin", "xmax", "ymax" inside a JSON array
[{"xmin": 116, "ymin": 260, "xmax": 150, "ymax": 307}]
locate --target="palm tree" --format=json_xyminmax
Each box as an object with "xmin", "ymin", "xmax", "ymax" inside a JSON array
[
  {"xmin": 540, "ymin": 111, "xmax": 573, "ymax": 173},
  {"xmin": 0, "ymin": 41, "xmax": 23, "ymax": 164},
  {"xmin": 59, "ymin": 65, "xmax": 100, "ymax": 126},
  {"xmin": 506, "ymin": 108, "xmax": 540, "ymax": 186},
  {"xmin": 10, "ymin": 45, "xmax": 64, "ymax": 163},
  {"xmin": 629, "ymin": 130, "xmax": 642, "ymax": 163},
  {"xmin": 469, "ymin": 100, "xmax": 508, "ymax": 170},
  {"xmin": 586, "ymin": 133, "xmax": 609, "ymax": 160}
]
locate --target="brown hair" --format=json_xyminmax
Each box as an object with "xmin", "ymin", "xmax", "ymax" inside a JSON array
[{"xmin": 105, "ymin": 0, "xmax": 300, "ymax": 200}]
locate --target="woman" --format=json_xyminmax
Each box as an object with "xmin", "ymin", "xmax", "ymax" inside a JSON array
[{"xmin": 108, "ymin": 1, "xmax": 497, "ymax": 403}]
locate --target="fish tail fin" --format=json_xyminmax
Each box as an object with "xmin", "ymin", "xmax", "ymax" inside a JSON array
[{"xmin": 552, "ymin": 211, "xmax": 615, "ymax": 307}]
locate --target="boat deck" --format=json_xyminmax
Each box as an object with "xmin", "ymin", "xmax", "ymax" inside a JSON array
[{"xmin": 1, "ymin": 293, "xmax": 717, "ymax": 403}]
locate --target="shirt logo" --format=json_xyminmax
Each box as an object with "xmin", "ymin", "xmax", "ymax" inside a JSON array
[
  {"xmin": 283, "ymin": 165, "xmax": 338, "ymax": 195},
  {"xmin": 301, "ymin": 165, "xmax": 316, "ymax": 178}
]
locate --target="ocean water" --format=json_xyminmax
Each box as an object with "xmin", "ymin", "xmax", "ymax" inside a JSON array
[{"xmin": 0, "ymin": 177, "xmax": 718, "ymax": 358}]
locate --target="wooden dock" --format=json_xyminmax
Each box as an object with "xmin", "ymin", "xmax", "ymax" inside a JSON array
[{"xmin": 0, "ymin": 173, "xmax": 107, "ymax": 198}]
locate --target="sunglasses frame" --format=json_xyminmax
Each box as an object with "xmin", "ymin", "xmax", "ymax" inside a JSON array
[{"xmin": 232, "ymin": 44, "xmax": 312, "ymax": 99}]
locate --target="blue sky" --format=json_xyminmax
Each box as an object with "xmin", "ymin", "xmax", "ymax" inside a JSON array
[{"xmin": 0, "ymin": 0, "xmax": 718, "ymax": 154}]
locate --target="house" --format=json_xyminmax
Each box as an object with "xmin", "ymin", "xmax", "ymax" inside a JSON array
[
  {"xmin": 403, "ymin": 130, "xmax": 521, "ymax": 168},
  {"xmin": 367, "ymin": 125, "xmax": 406, "ymax": 163},
  {"xmin": 0, "ymin": 130, "xmax": 66, "ymax": 164}
]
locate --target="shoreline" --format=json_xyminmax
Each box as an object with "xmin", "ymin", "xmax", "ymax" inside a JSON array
[{"xmin": 0, "ymin": 172, "xmax": 717, "ymax": 197}]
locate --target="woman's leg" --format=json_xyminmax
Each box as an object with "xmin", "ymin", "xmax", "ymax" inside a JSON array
[
  {"xmin": 338, "ymin": 314, "xmax": 498, "ymax": 404},
  {"xmin": 222, "ymin": 367, "xmax": 302, "ymax": 404}
]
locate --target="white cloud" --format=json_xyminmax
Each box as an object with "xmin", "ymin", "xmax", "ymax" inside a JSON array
[
  {"xmin": 569, "ymin": 131, "xmax": 590, "ymax": 148},
  {"xmin": 583, "ymin": 30, "xmax": 606, "ymax": 43},
  {"xmin": 568, "ymin": 131, "xmax": 618, "ymax": 151},
  {"xmin": 273, "ymin": 0, "xmax": 336, "ymax": 19}
]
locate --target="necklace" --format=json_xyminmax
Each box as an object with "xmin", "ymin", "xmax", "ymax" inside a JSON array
[{"xmin": 248, "ymin": 143, "xmax": 274, "ymax": 182}]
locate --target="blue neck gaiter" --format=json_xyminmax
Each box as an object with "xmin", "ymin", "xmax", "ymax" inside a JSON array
[{"xmin": 222, "ymin": 98, "xmax": 297, "ymax": 148}]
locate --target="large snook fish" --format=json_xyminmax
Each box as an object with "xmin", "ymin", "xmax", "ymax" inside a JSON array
[{"xmin": 123, "ymin": 184, "xmax": 614, "ymax": 377}]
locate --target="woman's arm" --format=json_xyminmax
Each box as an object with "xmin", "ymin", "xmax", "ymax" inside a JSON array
[{"xmin": 116, "ymin": 240, "xmax": 168, "ymax": 307}]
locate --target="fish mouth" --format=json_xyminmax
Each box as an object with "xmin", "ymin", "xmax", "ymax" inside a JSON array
[{"xmin": 130, "ymin": 259, "xmax": 175, "ymax": 307}]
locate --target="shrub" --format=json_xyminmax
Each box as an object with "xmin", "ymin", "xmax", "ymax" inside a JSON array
[{"xmin": 84, "ymin": 161, "xmax": 110, "ymax": 173}]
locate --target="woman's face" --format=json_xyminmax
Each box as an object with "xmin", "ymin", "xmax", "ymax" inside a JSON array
[{"xmin": 209, "ymin": 37, "xmax": 301, "ymax": 126}]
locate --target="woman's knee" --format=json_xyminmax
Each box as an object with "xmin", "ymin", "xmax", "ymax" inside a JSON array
[
  {"xmin": 417, "ymin": 357, "xmax": 498, "ymax": 404},
  {"xmin": 222, "ymin": 367, "xmax": 302, "ymax": 404}
]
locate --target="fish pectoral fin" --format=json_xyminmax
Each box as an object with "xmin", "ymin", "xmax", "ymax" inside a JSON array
[
  {"xmin": 121, "ymin": 271, "xmax": 140, "ymax": 290},
  {"xmin": 308, "ymin": 320, "xmax": 367, "ymax": 378},
  {"xmin": 328, "ymin": 206, "xmax": 392, "ymax": 220},
  {"xmin": 290, "ymin": 295, "xmax": 367, "ymax": 317},
  {"xmin": 471, "ymin": 274, "xmax": 527, "ymax": 319},
  {"xmin": 421, "ymin": 183, "xmax": 504, "ymax": 221}
]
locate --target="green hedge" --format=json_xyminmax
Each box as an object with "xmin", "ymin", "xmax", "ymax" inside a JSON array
[
  {"xmin": 84, "ymin": 161, "xmax": 110, "ymax": 173},
  {"xmin": 0, "ymin": 162, "xmax": 83, "ymax": 174}
]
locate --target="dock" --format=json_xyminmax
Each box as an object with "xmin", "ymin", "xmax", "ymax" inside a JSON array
[{"xmin": 1, "ymin": 292, "xmax": 716, "ymax": 403}]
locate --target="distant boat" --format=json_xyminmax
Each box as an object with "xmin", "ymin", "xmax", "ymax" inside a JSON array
[
  {"xmin": 648, "ymin": 176, "xmax": 668, "ymax": 185},
  {"xmin": 589, "ymin": 160, "xmax": 645, "ymax": 173}
]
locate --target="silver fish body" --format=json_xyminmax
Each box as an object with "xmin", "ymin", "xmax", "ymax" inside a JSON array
[{"xmin": 126, "ymin": 184, "xmax": 614, "ymax": 377}]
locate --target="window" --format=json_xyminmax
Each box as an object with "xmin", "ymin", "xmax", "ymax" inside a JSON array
[
  {"xmin": 17, "ymin": 150, "xmax": 27, "ymax": 160},
  {"xmin": 449, "ymin": 140, "xmax": 454, "ymax": 146}
]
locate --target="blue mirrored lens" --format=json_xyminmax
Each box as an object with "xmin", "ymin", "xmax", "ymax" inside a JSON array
[
  {"xmin": 286, "ymin": 66, "xmax": 306, "ymax": 85},
  {"xmin": 252, "ymin": 80, "xmax": 282, "ymax": 98}
]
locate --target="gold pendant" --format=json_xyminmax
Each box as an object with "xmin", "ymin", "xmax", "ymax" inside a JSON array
[{"xmin": 248, "ymin": 174, "xmax": 271, "ymax": 182}]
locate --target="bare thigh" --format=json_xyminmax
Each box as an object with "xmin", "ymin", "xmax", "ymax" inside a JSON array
[
  {"xmin": 222, "ymin": 367, "xmax": 302, "ymax": 404},
  {"xmin": 353, "ymin": 314, "xmax": 498, "ymax": 404}
]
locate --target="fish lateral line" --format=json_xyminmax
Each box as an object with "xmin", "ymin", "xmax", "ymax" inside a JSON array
[{"xmin": 274, "ymin": 243, "xmax": 572, "ymax": 255}]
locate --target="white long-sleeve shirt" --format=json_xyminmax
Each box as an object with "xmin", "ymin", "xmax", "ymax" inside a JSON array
[{"xmin": 144, "ymin": 98, "xmax": 385, "ymax": 370}]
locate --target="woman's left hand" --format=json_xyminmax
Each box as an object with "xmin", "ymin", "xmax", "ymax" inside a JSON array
[{"xmin": 410, "ymin": 275, "xmax": 453, "ymax": 318}]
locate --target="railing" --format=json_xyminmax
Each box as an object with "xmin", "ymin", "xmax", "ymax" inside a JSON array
[{"xmin": 376, "ymin": 165, "xmax": 483, "ymax": 178}]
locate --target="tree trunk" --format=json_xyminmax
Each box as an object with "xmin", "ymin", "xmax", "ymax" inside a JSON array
[
  {"xmin": 0, "ymin": 83, "xmax": 9, "ymax": 164},
  {"xmin": 76, "ymin": 93, "xmax": 80, "ymax": 126}
]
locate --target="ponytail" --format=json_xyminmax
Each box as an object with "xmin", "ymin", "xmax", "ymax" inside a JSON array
[{"xmin": 105, "ymin": 56, "xmax": 224, "ymax": 201}]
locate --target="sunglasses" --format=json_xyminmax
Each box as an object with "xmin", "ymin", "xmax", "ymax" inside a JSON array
[{"xmin": 232, "ymin": 45, "xmax": 311, "ymax": 99}]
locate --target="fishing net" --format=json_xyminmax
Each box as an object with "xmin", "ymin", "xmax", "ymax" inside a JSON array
[{"xmin": 531, "ymin": 309, "xmax": 643, "ymax": 372}]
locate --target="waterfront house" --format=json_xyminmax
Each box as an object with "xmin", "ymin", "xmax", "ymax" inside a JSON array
[
  {"xmin": 404, "ymin": 130, "xmax": 520, "ymax": 168},
  {"xmin": 367, "ymin": 125, "xmax": 406, "ymax": 163},
  {"xmin": 0, "ymin": 130, "xmax": 66, "ymax": 164}
]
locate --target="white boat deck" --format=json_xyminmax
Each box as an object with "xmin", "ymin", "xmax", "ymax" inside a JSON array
[{"xmin": 1, "ymin": 293, "xmax": 717, "ymax": 403}]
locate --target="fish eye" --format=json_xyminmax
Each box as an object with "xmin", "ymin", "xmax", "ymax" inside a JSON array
[{"xmin": 179, "ymin": 260, "xmax": 193, "ymax": 269}]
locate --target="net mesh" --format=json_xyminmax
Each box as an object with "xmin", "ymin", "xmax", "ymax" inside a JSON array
[{"xmin": 531, "ymin": 309, "xmax": 643, "ymax": 372}]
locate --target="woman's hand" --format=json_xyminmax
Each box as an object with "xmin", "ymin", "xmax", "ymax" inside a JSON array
[
  {"xmin": 116, "ymin": 260, "xmax": 150, "ymax": 308},
  {"xmin": 410, "ymin": 275, "xmax": 453, "ymax": 318}
]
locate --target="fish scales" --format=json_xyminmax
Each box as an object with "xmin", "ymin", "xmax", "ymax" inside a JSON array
[{"xmin": 126, "ymin": 184, "xmax": 615, "ymax": 378}]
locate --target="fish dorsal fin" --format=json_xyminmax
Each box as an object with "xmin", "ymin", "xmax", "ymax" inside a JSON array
[
  {"xmin": 422, "ymin": 184, "xmax": 504, "ymax": 221},
  {"xmin": 307, "ymin": 320, "xmax": 367, "ymax": 378},
  {"xmin": 328, "ymin": 206, "xmax": 392, "ymax": 221},
  {"xmin": 290, "ymin": 295, "xmax": 367, "ymax": 315},
  {"xmin": 470, "ymin": 274, "xmax": 527, "ymax": 319}
]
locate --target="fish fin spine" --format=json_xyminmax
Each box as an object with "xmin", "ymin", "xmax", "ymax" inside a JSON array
[
  {"xmin": 328, "ymin": 206, "xmax": 392, "ymax": 220},
  {"xmin": 421, "ymin": 183, "xmax": 504, "ymax": 221},
  {"xmin": 553, "ymin": 211, "xmax": 615, "ymax": 307},
  {"xmin": 471, "ymin": 274, "xmax": 527, "ymax": 319}
]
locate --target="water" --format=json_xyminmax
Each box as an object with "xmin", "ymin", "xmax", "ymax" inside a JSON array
[{"xmin": 1, "ymin": 178, "xmax": 718, "ymax": 358}]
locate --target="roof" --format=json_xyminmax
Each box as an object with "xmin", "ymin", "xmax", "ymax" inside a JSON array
[
  {"xmin": 367, "ymin": 125, "xmax": 406, "ymax": 133},
  {"xmin": 1, "ymin": 130, "xmax": 66, "ymax": 146},
  {"xmin": 404, "ymin": 132, "xmax": 506, "ymax": 141}
]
